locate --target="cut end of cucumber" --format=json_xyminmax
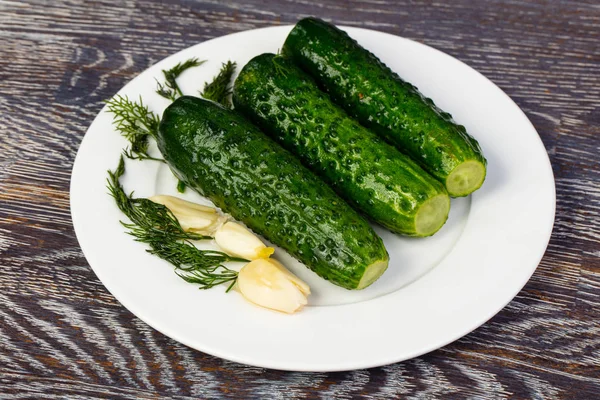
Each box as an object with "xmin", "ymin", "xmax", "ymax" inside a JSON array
[
  {"xmin": 446, "ymin": 160, "xmax": 486, "ymax": 197},
  {"xmin": 357, "ymin": 259, "xmax": 389, "ymax": 290},
  {"xmin": 415, "ymin": 193, "xmax": 451, "ymax": 237}
]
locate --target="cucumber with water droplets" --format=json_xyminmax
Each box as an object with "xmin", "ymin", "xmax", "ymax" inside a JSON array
[
  {"xmin": 282, "ymin": 17, "xmax": 487, "ymax": 197},
  {"xmin": 233, "ymin": 53, "xmax": 450, "ymax": 237},
  {"xmin": 157, "ymin": 96, "xmax": 389, "ymax": 290}
]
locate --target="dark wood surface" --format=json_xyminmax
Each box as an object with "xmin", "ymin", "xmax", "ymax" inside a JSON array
[{"xmin": 1, "ymin": 0, "xmax": 599, "ymax": 398}]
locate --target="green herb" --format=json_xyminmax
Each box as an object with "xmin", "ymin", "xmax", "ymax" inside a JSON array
[
  {"xmin": 201, "ymin": 61, "xmax": 236, "ymax": 108},
  {"xmin": 156, "ymin": 58, "xmax": 206, "ymax": 101},
  {"xmin": 272, "ymin": 55, "xmax": 288, "ymax": 78},
  {"xmin": 107, "ymin": 156, "xmax": 244, "ymax": 291},
  {"xmin": 176, "ymin": 180, "xmax": 186, "ymax": 193},
  {"xmin": 106, "ymin": 95, "xmax": 163, "ymax": 162}
]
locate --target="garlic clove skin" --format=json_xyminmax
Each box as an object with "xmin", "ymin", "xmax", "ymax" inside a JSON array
[
  {"xmin": 214, "ymin": 221, "xmax": 274, "ymax": 260},
  {"xmin": 148, "ymin": 195, "xmax": 227, "ymax": 234},
  {"xmin": 237, "ymin": 258, "xmax": 310, "ymax": 314}
]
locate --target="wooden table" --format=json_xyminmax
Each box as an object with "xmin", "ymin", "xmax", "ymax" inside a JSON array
[{"xmin": 1, "ymin": 0, "xmax": 598, "ymax": 398}]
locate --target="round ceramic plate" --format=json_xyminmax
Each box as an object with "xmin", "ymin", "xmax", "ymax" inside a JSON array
[{"xmin": 71, "ymin": 25, "xmax": 555, "ymax": 372}]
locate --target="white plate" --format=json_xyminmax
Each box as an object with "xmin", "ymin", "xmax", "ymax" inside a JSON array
[{"xmin": 71, "ymin": 25, "xmax": 555, "ymax": 372}]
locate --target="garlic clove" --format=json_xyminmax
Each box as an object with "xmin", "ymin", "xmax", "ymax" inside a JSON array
[
  {"xmin": 267, "ymin": 258, "xmax": 310, "ymax": 296},
  {"xmin": 214, "ymin": 221, "xmax": 274, "ymax": 260},
  {"xmin": 149, "ymin": 195, "xmax": 227, "ymax": 234},
  {"xmin": 237, "ymin": 258, "xmax": 310, "ymax": 314},
  {"xmin": 149, "ymin": 195, "xmax": 216, "ymax": 213}
]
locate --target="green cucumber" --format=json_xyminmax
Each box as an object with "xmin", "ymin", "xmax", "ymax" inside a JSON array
[
  {"xmin": 282, "ymin": 17, "xmax": 487, "ymax": 197},
  {"xmin": 157, "ymin": 96, "xmax": 388, "ymax": 290},
  {"xmin": 233, "ymin": 54, "xmax": 449, "ymax": 237}
]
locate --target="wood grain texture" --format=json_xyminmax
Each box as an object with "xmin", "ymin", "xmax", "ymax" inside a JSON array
[{"xmin": 1, "ymin": 0, "xmax": 599, "ymax": 398}]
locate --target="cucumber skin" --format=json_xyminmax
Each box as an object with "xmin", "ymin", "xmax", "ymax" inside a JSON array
[
  {"xmin": 233, "ymin": 54, "xmax": 448, "ymax": 236},
  {"xmin": 282, "ymin": 17, "xmax": 487, "ymax": 195},
  {"xmin": 157, "ymin": 96, "xmax": 388, "ymax": 290}
]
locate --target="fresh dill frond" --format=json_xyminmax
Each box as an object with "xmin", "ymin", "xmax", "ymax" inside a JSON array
[
  {"xmin": 107, "ymin": 156, "xmax": 244, "ymax": 290},
  {"xmin": 122, "ymin": 147, "xmax": 164, "ymax": 163},
  {"xmin": 272, "ymin": 55, "xmax": 288, "ymax": 77},
  {"xmin": 156, "ymin": 57, "xmax": 206, "ymax": 101},
  {"xmin": 155, "ymin": 80, "xmax": 173, "ymax": 100},
  {"xmin": 201, "ymin": 61, "xmax": 237, "ymax": 108},
  {"xmin": 156, "ymin": 243, "xmax": 239, "ymax": 292},
  {"xmin": 106, "ymin": 95, "xmax": 161, "ymax": 161}
]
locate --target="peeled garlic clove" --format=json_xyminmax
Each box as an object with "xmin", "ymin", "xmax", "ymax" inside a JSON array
[
  {"xmin": 149, "ymin": 195, "xmax": 215, "ymax": 213},
  {"xmin": 267, "ymin": 258, "xmax": 310, "ymax": 296},
  {"xmin": 214, "ymin": 221, "xmax": 274, "ymax": 260},
  {"xmin": 237, "ymin": 258, "xmax": 310, "ymax": 314},
  {"xmin": 149, "ymin": 195, "xmax": 227, "ymax": 234}
]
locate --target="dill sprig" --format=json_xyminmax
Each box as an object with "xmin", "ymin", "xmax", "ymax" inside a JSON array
[
  {"xmin": 106, "ymin": 95, "xmax": 163, "ymax": 162},
  {"xmin": 201, "ymin": 61, "xmax": 236, "ymax": 108},
  {"xmin": 156, "ymin": 57, "xmax": 206, "ymax": 101},
  {"xmin": 272, "ymin": 55, "xmax": 288, "ymax": 77},
  {"xmin": 107, "ymin": 156, "xmax": 244, "ymax": 291}
]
